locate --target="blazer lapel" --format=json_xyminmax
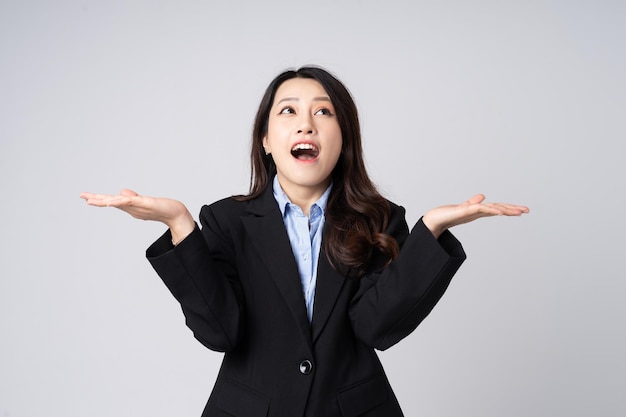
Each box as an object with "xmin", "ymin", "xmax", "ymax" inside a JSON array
[
  {"xmin": 311, "ymin": 250, "xmax": 345, "ymax": 344},
  {"xmin": 240, "ymin": 185, "xmax": 313, "ymax": 348}
]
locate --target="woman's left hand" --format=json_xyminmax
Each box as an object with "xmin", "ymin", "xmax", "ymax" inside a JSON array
[{"xmin": 422, "ymin": 194, "xmax": 529, "ymax": 239}]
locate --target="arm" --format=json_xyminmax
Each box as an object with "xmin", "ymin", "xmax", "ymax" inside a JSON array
[
  {"xmin": 350, "ymin": 206, "xmax": 465, "ymax": 351},
  {"xmin": 146, "ymin": 215, "xmax": 244, "ymax": 352},
  {"xmin": 80, "ymin": 189, "xmax": 195, "ymax": 244},
  {"xmin": 350, "ymin": 195, "xmax": 529, "ymax": 350},
  {"xmin": 80, "ymin": 189, "xmax": 244, "ymax": 351},
  {"xmin": 423, "ymin": 194, "xmax": 529, "ymax": 239}
]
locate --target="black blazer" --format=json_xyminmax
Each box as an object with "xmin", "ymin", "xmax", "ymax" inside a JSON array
[{"xmin": 147, "ymin": 184, "xmax": 466, "ymax": 417}]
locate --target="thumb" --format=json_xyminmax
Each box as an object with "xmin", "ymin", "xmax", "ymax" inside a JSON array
[
  {"xmin": 466, "ymin": 194, "xmax": 486, "ymax": 205},
  {"xmin": 120, "ymin": 189, "xmax": 139, "ymax": 197}
]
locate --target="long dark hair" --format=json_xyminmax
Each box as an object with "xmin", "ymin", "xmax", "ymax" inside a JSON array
[{"xmin": 240, "ymin": 66, "xmax": 399, "ymax": 278}]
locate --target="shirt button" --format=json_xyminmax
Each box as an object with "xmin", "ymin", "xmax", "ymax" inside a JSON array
[{"xmin": 299, "ymin": 360, "xmax": 313, "ymax": 375}]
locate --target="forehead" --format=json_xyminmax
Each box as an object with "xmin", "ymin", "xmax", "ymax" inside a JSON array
[{"xmin": 273, "ymin": 78, "xmax": 330, "ymax": 102}]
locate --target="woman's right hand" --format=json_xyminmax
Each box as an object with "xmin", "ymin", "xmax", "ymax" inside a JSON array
[{"xmin": 79, "ymin": 189, "xmax": 195, "ymax": 244}]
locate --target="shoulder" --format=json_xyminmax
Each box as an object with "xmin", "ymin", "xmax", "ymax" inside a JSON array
[
  {"xmin": 207, "ymin": 195, "xmax": 249, "ymax": 212},
  {"xmin": 386, "ymin": 199, "xmax": 403, "ymax": 212},
  {"xmin": 380, "ymin": 199, "xmax": 409, "ymax": 246},
  {"xmin": 200, "ymin": 190, "xmax": 278, "ymax": 228},
  {"xmin": 385, "ymin": 199, "xmax": 406, "ymax": 222},
  {"xmin": 195, "ymin": 196, "xmax": 253, "ymax": 245},
  {"xmin": 200, "ymin": 196, "xmax": 249, "ymax": 224}
]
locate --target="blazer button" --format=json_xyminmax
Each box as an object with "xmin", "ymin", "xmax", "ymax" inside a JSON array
[{"xmin": 299, "ymin": 360, "xmax": 313, "ymax": 375}]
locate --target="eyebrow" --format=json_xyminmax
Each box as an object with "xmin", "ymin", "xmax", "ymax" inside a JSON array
[{"xmin": 276, "ymin": 96, "xmax": 332, "ymax": 105}]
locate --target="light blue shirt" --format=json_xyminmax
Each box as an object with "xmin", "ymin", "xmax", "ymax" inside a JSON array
[{"xmin": 272, "ymin": 176, "xmax": 331, "ymax": 323}]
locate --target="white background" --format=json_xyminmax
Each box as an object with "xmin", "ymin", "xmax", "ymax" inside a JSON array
[{"xmin": 1, "ymin": 0, "xmax": 624, "ymax": 416}]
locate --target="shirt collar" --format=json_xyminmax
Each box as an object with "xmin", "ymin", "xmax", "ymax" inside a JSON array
[{"xmin": 272, "ymin": 175, "xmax": 332, "ymax": 217}]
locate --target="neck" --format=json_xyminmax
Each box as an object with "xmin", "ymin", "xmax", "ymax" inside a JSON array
[{"xmin": 277, "ymin": 177, "xmax": 329, "ymax": 217}]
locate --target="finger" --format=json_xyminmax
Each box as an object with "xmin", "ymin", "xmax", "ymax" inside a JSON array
[
  {"xmin": 489, "ymin": 202, "xmax": 529, "ymax": 211},
  {"xmin": 481, "ymin": 203, "xmax": 525, "ymax": 216},
  {"xmin": 120, "ymin": 189, "xmax": 139, "ymax": 197},
  {"xmin": 104, "ymin": 195, "xmax": 134, "ymax": 207},
  {"xmin": 465, "ymin": 194, "xmax": 486, "ymax": 205},
  {"xmin": 83, "ymin": 194, "xmax": 129, "ymax": 207},
  {"xmin": 81, "ymin": 192, "xmax": 117, "ymax": 200},
  {"xmin": 496, "ymin": 203, "xmax": 530, "ymax": 213},
  {"xmin": 80, "ymin": 192, "xmax": 108, "ymax": 200},
  {"xmin": 474, "ymin": 205, "xmax": 505, "ymax": 216},
  {"xmin": 80, "ymin": 193, "xmax": 107, "ymax": 206}
]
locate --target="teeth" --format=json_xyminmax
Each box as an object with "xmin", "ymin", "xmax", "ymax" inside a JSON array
[{"xmin": 291, "ymin": 143, "xmax": 317, "ymax": 151}]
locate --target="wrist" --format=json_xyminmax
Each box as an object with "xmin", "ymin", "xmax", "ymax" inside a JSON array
[
  {"xmin": 168, "ymin": 211, "xmax": 195, "ymax": 245},
  {"xmin": 422, "ymin": 213, "xmax": 445, "ymax": 240}
]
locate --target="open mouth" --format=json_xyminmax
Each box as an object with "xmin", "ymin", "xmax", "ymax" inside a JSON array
[{"xmin": 291, "ymin": 143, "xmax": 319, "ymax": 161}]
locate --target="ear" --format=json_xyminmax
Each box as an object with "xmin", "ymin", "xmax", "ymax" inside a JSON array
[{"xmin": 262, "ymin": 136, "xmax": 270, "ymax": 154}]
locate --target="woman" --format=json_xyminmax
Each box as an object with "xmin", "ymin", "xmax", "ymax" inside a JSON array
[{"xmin": 81, "ymin": 66, "xmax": 528, "ymax": 417}]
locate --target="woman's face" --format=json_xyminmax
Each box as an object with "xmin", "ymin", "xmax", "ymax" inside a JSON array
[{"xmin": 263, "ymin": 78, "xmax": 342, "ymax": 200}]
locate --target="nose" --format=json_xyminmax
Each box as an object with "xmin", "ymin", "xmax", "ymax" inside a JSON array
[{"xmin": 296, "ymin": 113, "xmax": 314, "ymax": 135}]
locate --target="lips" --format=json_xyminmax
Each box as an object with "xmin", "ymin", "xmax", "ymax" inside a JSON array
[{"xmin": 291, "ymin": 143, "xmax": 319, "ymax": 161}]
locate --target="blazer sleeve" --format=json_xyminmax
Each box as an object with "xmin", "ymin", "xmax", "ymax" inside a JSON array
[
  {"xmin": 146, "ymin": 205, "xmax": 244, "ymax": 352},
  {"xmin": 349, "ymin": 205, "xmax": 466, "ymax": 351}
]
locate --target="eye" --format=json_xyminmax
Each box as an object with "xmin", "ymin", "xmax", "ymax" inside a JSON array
[
  {"xmin": 279, "ymin": 106, "xmax": 295, "ymax": 115},
  {"xmin": 315, "ymin": 108, "xmax": 334, "ymax": 116}
]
